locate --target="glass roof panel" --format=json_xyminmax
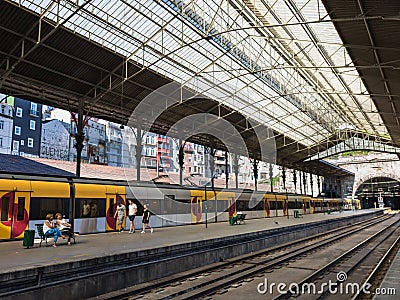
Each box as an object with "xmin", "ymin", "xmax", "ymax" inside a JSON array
[{"xmin": 11, "ymin": 0, "xmax": 388, "ymax": 149}]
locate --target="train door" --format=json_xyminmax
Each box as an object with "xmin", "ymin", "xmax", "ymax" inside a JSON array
[
  {"xmin": 190, "ymin": 190, "xmax": 204, "ymax": 224},
  {"xmin": 0, "ymin": 191, "xmax": 30, "ymax": 240},
  {"xmin": 302, "ymin": 197, "xmax": 310, "ymax": 214},
  {"xmin": 191, "ymin": 195, "xmax": 202, "ymax": 224},
  {"xmin": 227, "ymin": 196, "xmax": 236, "ymax": 218},
  {"xmin": 106, "ymin": 193, "xmax": 125, "ymax": 231},
  {"xmin": 264, "ymin": 195, "xmax": 270, "ymax": 218}
]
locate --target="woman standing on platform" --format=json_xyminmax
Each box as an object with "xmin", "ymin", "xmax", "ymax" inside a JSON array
[
  {"xmin": 43, "ymin": 213, "xmax": 64, "ymax": 248},
  {"xmin": 141, "ymin": 204, "xmax": 153, "ymax": 234},
  {"xmin": 114, "ymin": 201, "xmax": 126, "ymax": 233}
]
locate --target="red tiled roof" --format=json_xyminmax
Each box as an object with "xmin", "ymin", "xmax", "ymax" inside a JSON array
[{"xmin": 27, "ymin": 157, "xmax": 271, "ymax": 190}]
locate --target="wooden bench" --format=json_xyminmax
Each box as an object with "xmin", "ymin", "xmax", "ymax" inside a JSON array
[{"xmin": 35, "ymin": 224, "xmax": 76, "ymax": 247}]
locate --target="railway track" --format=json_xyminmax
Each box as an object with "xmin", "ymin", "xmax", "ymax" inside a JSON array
[
  {"xmin": 274, "ymin": 215, "xmax": 400, "ymax": 299},
  {"xmin": 92, "ymin": 214, "xmax": 395, "ymax": 300}
]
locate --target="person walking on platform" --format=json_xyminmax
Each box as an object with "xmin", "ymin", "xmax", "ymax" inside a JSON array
[
  {"xmin": 128, "ymin": 199, "xmax": 137, "ymax": 233},
  {"xmin": 114, "ymin": 201, "xmax": 126, "ymax": 233},
  {"xmin": 43, "ymin": 213, "xmax": 65, "ymax": 247},
  {"xmin": 141, "ymin": 204, "xmax": 153, "ymax": 234}
]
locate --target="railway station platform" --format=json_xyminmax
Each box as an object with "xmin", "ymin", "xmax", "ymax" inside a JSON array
[
  {"xmin": 0, "ymin": 209, "xmax": 386, "ymax": 299},
  {"xmin": 374, "ymin": 246, "xmax": 400, "ymax": 299}
]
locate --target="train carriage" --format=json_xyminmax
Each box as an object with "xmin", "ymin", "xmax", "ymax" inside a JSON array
[
  {"xmin": 287, "ymin": 194, "xmax": 303, "ymax": 217},
  {"xmin": 0, "ymin": 173, "xmax": 349, "ymax": 241},
  {"xmin": 236, "ymin": 191, "xmax": 266, "ymax": 219},
  {"xmin": 302, "ymin": 196, "xmax": 311, "ymax": 214},
  {"xmin": 265, "ymin": 193, "xmax": 287, "ymax": 217},
  {"xmin": 311, "ymin": 197, "xmax": 324, "ymax": 213},
  {"xmin": 73, "ymin": 182, "xmax": 126, "ymax": 234},
  {"xmin": 128, "ymin": 182, "xmax": 192, "ymax": 227}
]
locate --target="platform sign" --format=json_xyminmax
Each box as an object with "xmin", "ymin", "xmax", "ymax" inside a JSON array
[{"xmin": 378, "ymin": 195, "xmax": 384, "ymax": 208}]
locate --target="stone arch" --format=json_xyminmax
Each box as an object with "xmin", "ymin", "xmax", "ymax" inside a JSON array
[{"xmin": 353, "ymin": 172, "xmax": 400, "ymax": 198}]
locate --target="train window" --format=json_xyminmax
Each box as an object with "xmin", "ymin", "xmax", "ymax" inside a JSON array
[
  {"xmin": 217, "ymin": 200, "xmax": 228, "ymax": 213},
  {"xmin": 165, "ymin": 199, "xmax": 189, "ymax": 215},
  {"xmin": 109, "ymin": 198, "xmax": 114, "ymax": 217},
  {"xmin": 17, "ymin": 197, "xmax": 25, "ymax": 221},
  {"xmin": 75, "ymin": 198, "xmax": 106, "ymax": 218},
  {"xmin": 305, "ymin": 202, "xmax": 310, "ymax": 209},
  {"xmin": 288, "ymin": 200, "xmax": 303, "ymax": 209},
  {"xmin": 269, "ymin": 201, "xmax": 276, "ymax": 210},
  {"xmin": 236, "ymin": 200, "xmax": 248, "ymax": 211},
  {"xmin": 250, "ymin": 200, "xmax": 264, "ymax": 211},
  {"xmin": 163, "ymin": 195, "xmax": 175, "ymax": 214},
  {"xmin": 1, "ymin": 196, "xmax": 9, "ymax": 221},
  {"xmin": 30, "ymin": 198, "xmax": 69, "ymax": 220},
  {"xmin": 276, "ymin": 201, "xmax": 283, "ymax": 210},
  {"xmin": 144, "ymin": 199, "xmax": 161, "ymax": 215},
  {"xmin": 207, "ymin": 200, "xmax": 216, "ymax": 214}
]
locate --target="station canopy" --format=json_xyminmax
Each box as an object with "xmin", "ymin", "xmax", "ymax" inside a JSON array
[{"xmin": 0, "ymin": 0, "xmax": 398, "ymax": 175}]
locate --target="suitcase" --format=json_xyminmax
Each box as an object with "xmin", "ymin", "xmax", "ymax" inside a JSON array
[{"xmin": 23, "ymin": 230, "xmax": 35, "ymax": 248}]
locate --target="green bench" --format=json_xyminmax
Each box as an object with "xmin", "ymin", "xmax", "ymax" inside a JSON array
[
  {"xmin": 35, "ymin": 224, "xmax": 76, "ymax": 247},
  {"xmin": 229, "ymin": 213, "xmax": 246, "ymax": 225},
  {"xmin": 324, "ymin": 209, "xmax": 332, "ymax": 215},
  {"xmin": 237, "ymin": 213, "xmax": 246, "ymax": 224},
  {"xmin": 294, "ymin": 210, "xmax": 303, "ymax": 218}
]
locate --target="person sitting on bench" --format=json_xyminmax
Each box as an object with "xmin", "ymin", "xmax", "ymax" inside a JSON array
[
  {"xmin": 55, "ymin": 213, "xmax": 76, "ymax": 245},
  {"xmin": 43, "ymin": 213, "xmax": 65, "ymax": 248}
]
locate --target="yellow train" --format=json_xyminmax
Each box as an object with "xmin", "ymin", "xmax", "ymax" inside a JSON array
[{"xmin": 0, "ymin": 175, "xmax": 347, "ymax": 240}]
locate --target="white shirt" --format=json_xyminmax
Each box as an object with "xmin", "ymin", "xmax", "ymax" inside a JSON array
[
  {"xmin": 128, "ymin": 203, "xmax": 137, "ymax": 216},
  {"xmin": 43, "ymin": 221, "xmax": 52, "ymax": 234},
  {"xmin": 116, "ymin": 204, "xmax": 126, "ymax": 217},
  {"xmin": 57, "ymin": 218, "xmax": 70, "ymax": 230}
]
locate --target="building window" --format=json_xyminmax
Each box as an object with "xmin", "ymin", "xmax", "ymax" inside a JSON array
[
  {"xmin": 15, "ymin": 126, "xmax": 21, "ymax": 135},
  {"xmin": 0, "ymin": 120, "xmax": 3, "ymax": 130},
  {"xmin": 16, "ymin": 107, "xmax": 23, "ymax": 117},
  {"xmin": 20, "ymin": 140, "xmax": 24, "ymax": 146},
  {"xmin": 0, "ymin": 137, "xmax": 3, "ymax": 147},
  {"xmin": 30, "ymin": 120, "xmax": 36, "ymax": 130},
  {"xmin": 27, "ymin": 138, "xmax": 34, "ymax": 148},
  {"xmin": 30, "ymin": 103, "xmax": 38, "ymax": 116},
  {"xmin": 13, "ymin": 140, "xmax": 19, "ymax": 151}
]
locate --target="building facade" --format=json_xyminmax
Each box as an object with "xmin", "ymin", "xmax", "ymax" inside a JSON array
[
  {"xmin": 11, "ymin": 97, "xmax": 42, "ymax": 157},
  {"xmin": 0, "ymin": 100, "xmax": 14, "ymax": 154},
  {"xmin": 40, "ymin": 119, "xmax": 70, "ymax": 160}
]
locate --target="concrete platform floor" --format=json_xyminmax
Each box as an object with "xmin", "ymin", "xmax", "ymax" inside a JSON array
[{"xmin": 0, "ymin": 209, "xmax": 383, "ymax": 274}]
